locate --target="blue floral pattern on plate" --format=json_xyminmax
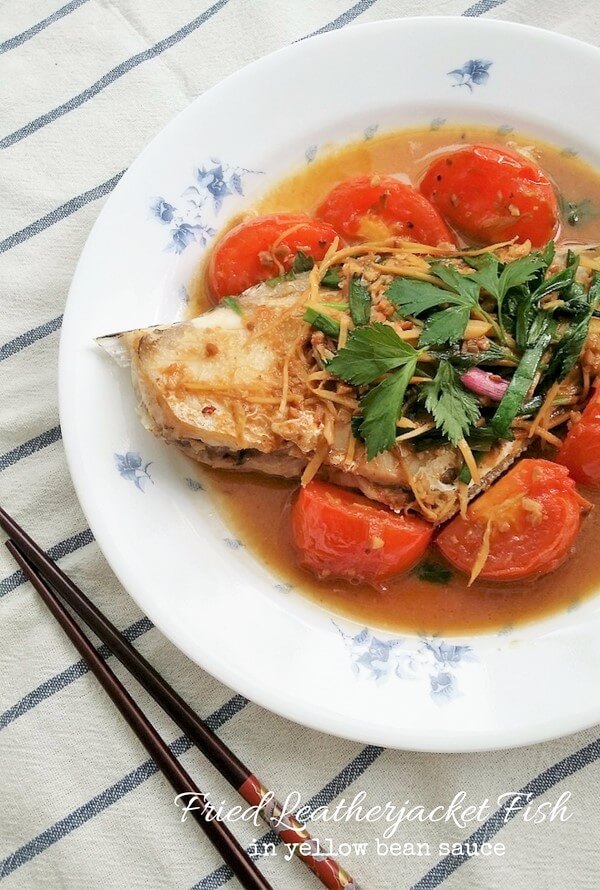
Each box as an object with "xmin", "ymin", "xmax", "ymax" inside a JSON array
[
  {"xmin": 448, "ymin": 59, "xmax": 492, "ymax": 91},
  {"xmin": 150, "ymin": 160, "xmax": 263, "ymax": 253},
  {"xmin": 114, "ymin": 452, "xmax": 153, "ymax": 492},
  {"xmin": 334, "ymin": 623, "xmax": 476, "ymax": 703}
]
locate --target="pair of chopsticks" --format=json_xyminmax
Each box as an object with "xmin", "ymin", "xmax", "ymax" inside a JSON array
[{"xmin": 1, "ymin": 505, "xmax": 359, "ymax": 890}]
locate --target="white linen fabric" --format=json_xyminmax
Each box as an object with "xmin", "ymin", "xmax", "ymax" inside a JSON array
[{"xmin": 1, "ymin": 1, "xmax": 599, "ymax": 888}]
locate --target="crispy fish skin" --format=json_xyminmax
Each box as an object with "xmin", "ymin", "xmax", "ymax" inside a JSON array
[{"xmin": 98, "ymin": 276, "xmax": 528, "ymax": 522}]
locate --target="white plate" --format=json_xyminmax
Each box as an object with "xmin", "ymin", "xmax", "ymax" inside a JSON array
[{"xmin": 59, "ymin": 17, "xmax": 600, "ymax": 752}]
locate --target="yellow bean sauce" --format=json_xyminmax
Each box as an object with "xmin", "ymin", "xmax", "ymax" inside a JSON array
[{"xmin": 190, "ymin": 125, "xmax": 600, "ymax": 635}]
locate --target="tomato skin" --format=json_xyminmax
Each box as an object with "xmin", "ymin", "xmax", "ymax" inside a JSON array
[
  {"xmin": 437, "ymin": 459, "xmax": 583, "ymax": 581},
  {"xmin": 292, "ymin": 481, "xmax": 433, "ymax": 584},
  {"xmin": 556, "ymin": 388, "xmax": 600, "ymax": 486},
  {"xmin": 315, "ymin": 176, "xmax": 457, "ymax": 246},
  {"xmin": 419, "ymin": 144, "xmax": 559, "ymax": 247},
  {"xmin": 207, "ymin": 213, "xmax": 338, "ymax": 299}
]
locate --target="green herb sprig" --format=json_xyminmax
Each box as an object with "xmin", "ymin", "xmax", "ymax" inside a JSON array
[
  {"xmin": 328, "ymin": 325, "xmax": 424, "ymax": 458},
  {"xmin": 300, "ymin": 240, "xmax": 596, "ymax": 462},
  {"xmin": 422, "ymin": 361, "xmax": 481, "ymax": 445},
  {"xmin": 465, "ymin": 248, "xmax": 551, "ymax": 340},
  {"xmin": 386, "ymin": 263, "xmax": 503, "ymax": 347}
]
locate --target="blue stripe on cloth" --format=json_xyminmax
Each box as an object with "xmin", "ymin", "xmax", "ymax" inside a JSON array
[
  {"xmin": 0, "ymin": 426, "xmax": 62, "ymax": 472},
  {"xmin": 0, "ymin": 616, "xmax": 153, "ymax": 730},
  {"xmin": 0, "ymin": 0, "xmax": 91, "ymax": 54},
  {"xmin": 191, "ymin": 744, "xmax": 384, "ymax": 889},
  {"xmin": 0, "ymin": 171, "xmax": 125, "ymax": 254},
  {"xmin": 0, "ymin": 0, "xmax": 375, "ymax": 355},
  {"xmin": 463, "ymin": 0, "xmax": 508, "ymax": 15},
  {"xmin": 300, "ymin": 0, "xmax": 380, "ymax": 39},
  {"xmin": 0, "ymin": 0, "xmax": 231, "ymax": 150},
  {"xmin": 411, "ymin": 736, "xmax": 600, "ymax": 889},
  {"xmin": 0, "ymin": 0, "xmax": 503, "ymax": 353},
  {"xmin": 0, "ymin": 316, "xmax": 63, "ymax": 362},
  {"xmin": 0, "ymin": 529, "xmax": 94, "ymax": 598},
  {"xmin": 0, "ymin": 695, "xmax": 249, "ymax": 879}
]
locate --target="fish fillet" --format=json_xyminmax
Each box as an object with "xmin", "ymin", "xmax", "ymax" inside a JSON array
[{"xmin": 98, "ymin": 276, "xmax": 528, "ymax": 523}]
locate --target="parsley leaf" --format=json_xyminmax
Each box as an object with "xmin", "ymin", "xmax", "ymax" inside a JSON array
[
  {"xmin": 466, "ymin": 247, "xmax": 552, "ymax": 293},
  {"xmin": 499, "ymin": 251, "xmax": 550, "ymax": 294},
  {"xmin": 348, "ymin": 277, "xmax": 372, "ymax": 326},
  {"xmin": 321, "ymin": 267, "xmax": 342, "ymax": 288},
  {"xmin": 327, "ymin": 323, "xmax": 422, "ymax": 386},
  {"xmin": 464, "ymin": 253, "xmax": 502, "ymax": 298},
  {"xmin": 419, "ymin": 304, "xmax": 470, "ymax": 347},
  {"xmin": 386, "ymin": 277, "xmax": 472, "ymax": 316},
  {"xmin": 358, "ymin": 359, "xmax": 418, "ymax": 459},
  {"xmin": 466, "ymin": 250, "xmax": 549, "ymax": 338},
  {"xmin": 303, "ymin": 307, "xmax": 340, "ymax": 337},
  {"xmin": 386, "ymin": 264, "xmax": 484, "ymax": 347},
  {"xmin": 429, "ymin": 262, "xmax": 480, "ymax": 301},
  {"xmin": 329, "ymin": 325, "xmax": 425, "ymax": 458},
  {"xmin": 293, "ymin": 251, "xmax": 314, "ymax": 273},
  {"xmin": 422, "ymin": 360, "xmax": 481, "ymax": 445}
]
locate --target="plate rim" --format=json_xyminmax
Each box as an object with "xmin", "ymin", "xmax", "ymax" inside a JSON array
[{"xmin": 59, "ymin": 15, "xmax": 600, "ymax": 752}]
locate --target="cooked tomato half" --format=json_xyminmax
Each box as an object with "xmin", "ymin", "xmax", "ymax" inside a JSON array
[
  {"xmin": 315, "ymin": 175, "xmax": 456, "ymax": 245},
  {"xmin": 207, "ymin": 213, "xmax": 338, "ymax": 299},
  {"xmin": 292, "ymin": 480, "xmax": 433, "ymax": 584},
  {"xmin": 437, "ymin": 459, "xmax": 585, "ymax": 582},
  {"xmin": 419, "ymin": 144, "xmax": 559, "ymax": 247},
  {"xmin": 556, "ymin": 387, "xmax": 600, "ymax": 486}
]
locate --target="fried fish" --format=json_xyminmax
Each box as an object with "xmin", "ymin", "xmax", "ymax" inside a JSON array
[{"xmin": 99, "ymin": 274, "xmax": 528, "ymax": 523}]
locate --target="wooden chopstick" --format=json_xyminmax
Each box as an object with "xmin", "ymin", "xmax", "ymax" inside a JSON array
[
  {"xmin": 0, "ymin": 506, "xmax": 359, "ymax": 890},
  {"xmin": 6, "ymin": 540, "xmax": 273, "ymax": 890},
  {"xmin": 0, "ymin": 506, "xmax": 248, "ymax": 787}
]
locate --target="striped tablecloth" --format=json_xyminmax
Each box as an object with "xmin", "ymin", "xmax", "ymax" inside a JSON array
[{"xmin": 2, "ymin": 1, "xmax": 600, "ymax": 887}]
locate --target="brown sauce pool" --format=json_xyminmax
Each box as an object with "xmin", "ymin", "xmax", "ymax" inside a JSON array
[{"xmin": 190, "ymin": 124, "xmax": 600, "ymax": 636}]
